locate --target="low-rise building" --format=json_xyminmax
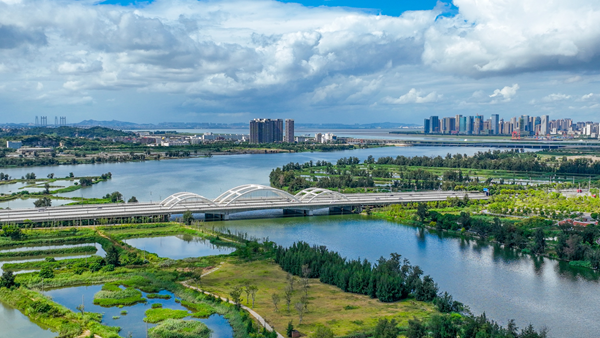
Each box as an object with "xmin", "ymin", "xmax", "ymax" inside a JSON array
[{"xmin": 6, "ymin": 141, "xmax": 22, "ymax": 149}]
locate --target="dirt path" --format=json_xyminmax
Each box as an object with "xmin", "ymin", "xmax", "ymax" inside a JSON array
[{"xmin": 181, "ymin": 275, "xmax": 285, "ymax": 338}]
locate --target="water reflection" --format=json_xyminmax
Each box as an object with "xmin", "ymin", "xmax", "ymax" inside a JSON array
[{"xmin": 124, "ymin": 235, "xmax": 235, "ymax": 260}]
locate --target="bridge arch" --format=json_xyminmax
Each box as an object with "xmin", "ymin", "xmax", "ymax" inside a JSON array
[
  {"xmin": 160, "ymin": 192, "xmax": 217, "ymax": 209},
  {"xmin": 295, "ymin": 188, "xmax": 350, "ymax": 203},
  {"xmin": 214, "ymin": 184, "xmax": 301, "ymax": 206}
]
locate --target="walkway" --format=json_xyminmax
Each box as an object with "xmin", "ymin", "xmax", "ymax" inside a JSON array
[{"xmin": 181, "ymin": 277, "xmax": 285, "ymax": 338}]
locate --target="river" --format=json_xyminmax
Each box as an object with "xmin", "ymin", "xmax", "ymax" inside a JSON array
[
  {"xmin": 216, "ymin": 215, "xmax": 599, "ymax": 338},
  {"xmin": 0, "ymin": 146, "xmax": 495, "ymax": 202},
  {"xmin": 2, "ymin": 145, "xmax": 591, "ymax": 337}
]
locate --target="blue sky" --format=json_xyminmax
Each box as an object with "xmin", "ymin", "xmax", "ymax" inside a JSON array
[
  {"xmin": 0, "ymin": 0, "xmax": 599, "ymax": 125},
  {"xmin": 102, "ymin": 0, "xmax": 442, "ymax": 16}
]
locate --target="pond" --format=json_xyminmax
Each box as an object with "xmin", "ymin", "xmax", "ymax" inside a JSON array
[
  {"xmin": 0, "ymin": 198, "xmax": 77, "ymax": 209},
  {"xmin": 218, "ymin": 214, "xmax": 600, "ymax": 338},
  {"xmin": 45, "ymin": 285, "xmax": 233, "ymax": 338},
  {"xmin": 0, "ymin": 243, "xmax": 106, "ymax": 274},
  {"xmin": 123, "ymin": 235, "xmax": 235, "ymax": 260},
  {"xmin": 0, "ymin": 301, "xmax": 57, "ymax": 338}
]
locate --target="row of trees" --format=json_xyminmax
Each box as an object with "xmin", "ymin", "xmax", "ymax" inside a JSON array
[{"xmin": 274, "ymin": 242, "xmax": 451, "ymax": 305}]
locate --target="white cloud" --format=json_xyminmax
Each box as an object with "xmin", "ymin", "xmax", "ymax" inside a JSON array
[
  {"xmin": 383, "ymin": 88, "xmax": 441, "ymax": 104},
  {"xmin": 542, "ymin": 93, "xmax": 571, "ymax": 102},
  {"xmin": 489, "ymin": 84, "xmax": 519, "ymax": 102}
]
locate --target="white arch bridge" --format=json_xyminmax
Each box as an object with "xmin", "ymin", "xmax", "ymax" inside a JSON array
[{"xmin": 0, "ymin": 184, "xmax": 488, "ymax": 223}]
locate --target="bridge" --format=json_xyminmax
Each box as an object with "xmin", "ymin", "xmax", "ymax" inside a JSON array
[{"xmin": 0, "ymin": 184, "xmax": 488, "ymax": 224}]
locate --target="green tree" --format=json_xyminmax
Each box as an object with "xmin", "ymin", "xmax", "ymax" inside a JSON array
[
  {"xmin": 39, "ymin": 266, "xmax": 54, "ymax": 279},
  {"xmin": 105, "ymin": 245, "xmax": 120, "ymax": 267},
  {"xmin": 128, "ymin": 196, "xmax": 138, "ymax": 203},
  {"xmin": 416, "ymin": 203, "xmax": 429, "ymax": 222},
  {"xmin": 373, "ymin": 318, "xmax": 400, "ymax": 338},
  {"xmin": 34, "ymin": 197, "xmax": 52, "ymax": 208},
  {"xmin": 44, "ymin": 182, "xmax": 50, "ymax": 194},
  {"xmin": 1, "ymin": 225, "xmax": 23, "ymax": 240},
  {"xmin": 532, "ymin": 228, "xmax": 546, "ymax": 254},
  {"xmin": 286, "ymin": 321, "xmax": 294, "ymax": 338},
  {"xmin": 271, "ymin": 293, "xmax": 280, "ymax": 312},
  {"xmin": 0, "ymin": 270, "xmax": 17, "ymax": 288},
  {"xmin": 183, "ymin": 210, "xmax": 194, "ymax": 225},
  {"xmin": 229, "ymin": 286, "xmax": 243, "ymax": 309},
  {"xmin": 406, "ymin": 317, "xmax": 426, "ymax": 338},
  {"xmin": 311, "ymin": 326, "xmax": 333, "ymax": 338}
]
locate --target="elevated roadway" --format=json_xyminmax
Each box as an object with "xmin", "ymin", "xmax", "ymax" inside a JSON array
[{"xmin": 0, "ymin": 185, "xmax": 488, "ymax": 224}]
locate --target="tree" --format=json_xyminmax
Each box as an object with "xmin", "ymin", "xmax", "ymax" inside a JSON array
[
  {"xmin": 286, "ymin": 273, "xmax": 296, "ymax": 291},
  {"xmin": 230, "ymin": 286, "xmax": 243, "ymax": 308},
  {"xmin": 406, "ymin": 318, "xmax": 426, "ymax": 338},
  {"xmin": 2, "ymin": 225, "xmax": 23, "ymax": 240},
  {"xmin": 374, "ymin": 318, "xmax": 400, "ymax": 338},
  {"xmin": 249, "ymin": 285, "xmax": 258, "ymax": 308},
  {"xmin": 39, "ymin": 266, "xmax": 54, "ymax": 279},
  {"xmin": 104, "ymin": 191, "xmax": 123, "ymax": 203},
  {"xmin": 44, "ymin": 182, "xmax": 50, "ymax": 194},
  {"xmin": 286, "ymin": 321, "xmax": 294, "ymax": 338},
  {"xmin": 295, "ymin": 302, "xmax": 305, "ymax": 324},
  {"xmin": 128, "ymin": 196, "xmax": 138, "ymax": 203},
  {"xmin": 271, "ymin": 293, "xmax": 280, "ymax": 312},
  {"xmin": 0, "ymin": 270, "xmax": 17, "ymax": 288},
  {"xmin": 34, "ymin": 197, "xmax": 52, "ymax": 208},
  {"xmin": 311, "ymin": 326, "xmax": 334, "ymax": 338},
  {"xmin": 183, "ymin": 210, "xmax": 194, "ymax": 225},
  {"xmin": 416, "ymin": 203, "xmax": 429, "ymax": 222},
  {"xmin": 105, "ymin": 245, "xmax": 120, "ymax": 267},
  {"xmin": 532, "ymin": 228, "xmax": 546, "ymax": 254},
  {"xmin": 283, "ymin": 285, "xmax": 293, "ymax": 311}
]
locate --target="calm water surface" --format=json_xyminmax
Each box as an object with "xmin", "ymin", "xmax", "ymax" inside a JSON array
[
  {"xmin": 46, "ymin": 285, "xmax": 233, "ymax": 338},
  {"xmin": 124, "ymin": 235, "xmax": 235, "ymax": 260},
  {"xmin": 0, "ymin": 301, "xmax": 56, "ymax": 338},
  {"xmin": 0, "ymin": 146, "xmax": 497, "ymax": 201},
  {"xmin": 218, "ymin": 215, "xmax": 600, "ymax": 338}
]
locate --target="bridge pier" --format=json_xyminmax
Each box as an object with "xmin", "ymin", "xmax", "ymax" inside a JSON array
[
  {"xmin": 283, "ymin": 209, "xmax": 313, "ymax": 216},
  {"xmin": 329, "ymin": 206, "xmax": 361, "ymax": 215},
  {"xmin": 205, "ymin": 213, "xmax": 230, "ymax": 221}
]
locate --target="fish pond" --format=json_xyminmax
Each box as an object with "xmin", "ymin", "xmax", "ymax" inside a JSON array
[
  {"xmin": 123, "ymin": 235, "xmax": 235, "ymax": 260},
  {"xmin": 45, "ymin": 285, "xmax": 233, "ymax": 338}
]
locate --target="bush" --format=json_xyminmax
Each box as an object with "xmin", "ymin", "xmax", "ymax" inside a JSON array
[
  {"xmin": 39, "ymin": 266, "xmax": 54, "ymax": 279},
  {"xmin": 149, "ymin": 319, "xmax": 211, "ymax": 338},
  {"xmin": 101, "ymin": 264, "xmax": 115, "ymax": 272},
  {"xmin": 152, "ymin": 303, "xmax": 163, "ymax": 309}
]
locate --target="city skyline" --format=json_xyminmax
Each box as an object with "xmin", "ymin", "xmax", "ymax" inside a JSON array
[{"xmin": 1, "ymin": 0, "xmax": 600, "ymax": 124}]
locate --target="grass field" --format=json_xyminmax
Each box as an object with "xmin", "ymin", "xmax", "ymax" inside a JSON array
[{"xmin": 199, "ymin": 259, "xmax": 436, "ymax": 337}]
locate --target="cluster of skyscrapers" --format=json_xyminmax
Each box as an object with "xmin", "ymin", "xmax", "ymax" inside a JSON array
[
  {"xmin": 424, "ymin": 114, "xmax": 600, "ymax": 137},
  {"xmin": 249, "ymin": 118, "xmax": 294, "ymax": 143}
]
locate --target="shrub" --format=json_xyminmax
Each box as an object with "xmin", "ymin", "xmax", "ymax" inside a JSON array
[
  {"xmin": 152, "ymin": 303, "xmax": 163, "ymax": 309},
  {"xmin": 148, "ymin": 319, "xmax": 211, "ymax": 338},
  {"xmin": 39, "ymin": 266, "xmax": 54, "ymax": 279}
]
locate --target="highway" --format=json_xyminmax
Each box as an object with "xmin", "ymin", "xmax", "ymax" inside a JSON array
[{"xmin": 0, "ymin": 189, "xmax": 488, "ymax": 223}]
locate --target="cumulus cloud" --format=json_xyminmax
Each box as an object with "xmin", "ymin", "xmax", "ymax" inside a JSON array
[
  {"xmin": 0, "ymin": 0, "xmax": 599, "ymax": 121},
  {"xmin": 383, "ymin": 88, "xmax": 441, "ymax": 104},
  {"xmin": 423, "ymin": 0, "xmax": 600, "ymax": 77},
  {"xmin": 489, "ymin": 84, "xmax": 519, "ymax": 102}
]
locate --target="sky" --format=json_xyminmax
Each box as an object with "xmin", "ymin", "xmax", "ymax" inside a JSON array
[{"xmin": 1, "ymin": 0, "xmax": 600, "ymax": 125}]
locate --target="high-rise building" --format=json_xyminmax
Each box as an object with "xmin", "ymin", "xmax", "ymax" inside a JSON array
[
  {"xmin": 442, "ymin": 117, "xmax": 455, "ymax": 134},
  {"xmin": 273, "ymin": 119, "xmax": 283, "ymax": 142},
  {"xmin": 423, "ymin": 118, "xmax": 431, "ymax": 134},
  {"xmin": 284, "ymin": 119, "xmax": 294, "ymax": 143},
  {"xmin": 459, "ymin": 116, "xmax": 467, "ymax": 134},
  {"xmin": 474, "ymin": 115, "xmax": 483, "ymax": 134},
  {"xmin": 250, "ymin": 118, "xmax": 275, "ymax": 143},
  {"xmin": 455, "ymin": 115, "xmax": 462, "ymax": 133},
  {"xmin": 429, "ymin": 116, "xmax": 440, "ymax": 133},
  {"xmin": 491, "ymin": 114, "xmax": 499, "ymax": 135},
  {"xmin": 540, "ymin": 115, "xmax": 549, "ymax": 135},
  {"xmin": 466, "ymin": 116, "xmax": 473, "ymax": 134}
]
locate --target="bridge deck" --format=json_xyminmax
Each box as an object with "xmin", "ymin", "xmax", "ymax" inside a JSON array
[{"xmin": 0, "ymin": 191, "xmax": 487, "ymax": 223}]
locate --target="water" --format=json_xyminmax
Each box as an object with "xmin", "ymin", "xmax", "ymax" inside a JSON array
[
  {"xmin": 0, "ymin": 243, "xmax": 106, "ymax": 273},
  {"xmin": 123, "ymin": 235, "xmax": 235, "ymax": 260},
  {"xmin": 45, "ymin": 285, "xmax": 233, "ymax": 338},
  {"xmin": 0, "ymin": 199, "xmax": 76, "ymax": 209},
  {"xmin": 0, "ymin": 301, "xmax": 56, "ymax": 338},
  {"xmin": 218, "ymin": 215, "xmax": 600, "ymax": 338},
  {"xmin": 0, "ymin": 146, "xmax": 500, "ymax": 202}
]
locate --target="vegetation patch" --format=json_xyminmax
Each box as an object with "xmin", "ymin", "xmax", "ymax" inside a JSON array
[
  {"xmin": 181, "ymin": 300, "xmax": 216, "ymax": 317},
  {"xmin": 93, "ymin": 284, "xmax": 146, "ymax": 306},
  {"xmin": 148, "ymin": 293, "xmax": 172, "ymax": 299},
  {"xmin": 148, "ymin": 318, "xmax": 211, "ymax": 338},
  {"xmin": 144, "ymin": 308, "xmax": 191, "ymax": 323},
  {"xmin": 0, "ymin": 245, "xmax": 97, "ymax": 258}
]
